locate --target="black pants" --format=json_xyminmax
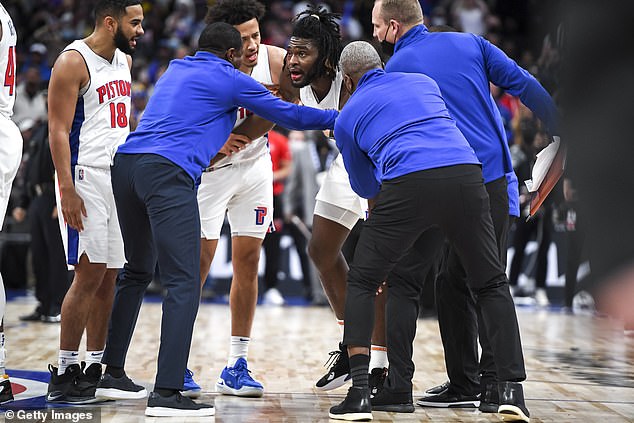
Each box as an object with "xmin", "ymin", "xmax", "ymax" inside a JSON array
[
  {"xmin": 29, "ymin": 190, "xmax": 70, "ymax": 316},
  {"xmin": 509, "ymin": 209, "xmax": 552, "ymax": 289},
  {"xmin": 103, "ymin": 154, "xmax": 201, "ymax": 390},
  {"xmin": 263, "ymin": 194, "xmax": 283, "ymax": 291},
  {"xmin": 343, "ymin": 166, "xmax": 525, "ymax": 394},
  {"xmin": 436, "ymin": 176, "xmax": 511, "ymax": 394}
]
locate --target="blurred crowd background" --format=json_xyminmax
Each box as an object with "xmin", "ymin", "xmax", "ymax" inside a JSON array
[{"xmin": 3, "ymin": 0, "xmax": 588, "ymax": 313}]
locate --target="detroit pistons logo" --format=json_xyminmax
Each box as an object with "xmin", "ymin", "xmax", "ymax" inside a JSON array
[{"xmin": 254, "ymin": 206, "xmax": 268, "ymax": 226}]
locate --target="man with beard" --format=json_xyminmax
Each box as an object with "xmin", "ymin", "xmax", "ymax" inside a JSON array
[
  {"xmin": 285, "ymin": 5, "xmax": 393, "ymax": 394},
  {"xmin": 47, "ymin": 0, "xmax": 145, "ymax": 404},
  {"xmin": 195, "ymin": 0, "xmax": 287, "ymax": 398}
]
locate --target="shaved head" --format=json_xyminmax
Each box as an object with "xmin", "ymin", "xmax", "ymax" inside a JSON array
[{"xmin": 340, "ymin": 41, "xmax": 383, "ymax": 79}]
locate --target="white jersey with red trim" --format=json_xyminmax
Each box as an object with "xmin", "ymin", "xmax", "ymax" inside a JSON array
[
  {"xmin": 212, "ymin": 42, "xmax": 273, "ymax": 167},
  {"xmin": 61, "ymin": 40, "xmax": 131, "ymax": 170},
  {"xmin": 0, "ymin": 3, "xmax": 17, "ymax": 118}
]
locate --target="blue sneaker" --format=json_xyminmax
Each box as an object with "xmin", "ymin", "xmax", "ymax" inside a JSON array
[
  {"xmin": 215, "ymin": 358, "xmax": 264, "ymax": 397},
  {"xmin": 181, "ymin": 368, "xmax": 201, "ymax": 398}
]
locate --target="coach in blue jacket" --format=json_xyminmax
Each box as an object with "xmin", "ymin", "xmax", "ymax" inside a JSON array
[
  {"xmin": 328, "ymin": 41, "xmax": 528, "ymax": 423},
  {"xmin": 373, "ymin": 0, "xmax": 559, "ymax": 414},
  {"xmin": 102, "ymin": 22, "xmax": 337, "ymax": 417}
]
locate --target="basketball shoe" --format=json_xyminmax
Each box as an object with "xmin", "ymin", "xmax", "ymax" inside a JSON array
[
  {"xmin": 315, "ymin": 343, "xmax": 351, "ymax": 391},
  {"xmin": 0, "ymin": 374, "xmax": 13, "ymax": 404},
  {"xmin": 181, "ymin": 368, "xmax": 201, "ymax": 398},
  {"xmin": 215, "ymin": 358, "xmax": 264, "ymax": 397},
  {"xmin": 47, "ymin": 364, "xmax": 100, "ymax": 404}
]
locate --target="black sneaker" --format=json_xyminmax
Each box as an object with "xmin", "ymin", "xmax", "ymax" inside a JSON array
[
  {"xmin": 479, "ymin": 381, "xmax": 499, "ymax": 413},
  {"xmin": 368, "ymin": 367, "xmax": 387, "ymax": 399},
  {"xmin": 498, "ymin": 382, "xmax": 530, "ymax": 422},
  {"xmin": 425, "ymin": 380, "xmax": 450, "ymax": 395},
  {"xmin": 96, "ymin": 371, "xmax": 147, "ymax": 400},
  {"xmin": 416, "ymin": 387, "xmax": 479, "ymax": 408},
  {"xmin": 371, "ymin": 389, "xmax": 414, "ymax": 413},
  {"xmin": 315, "ymin": 343, "xmax": 350, "ymax": 391},
  {"xmin": 329, "ymin": 386, "xmax": 372, "ymax": 421},
  {"xmin": 46, "ymin": 364, "xmax": 100, "ymax": 404},
  {"xmin": 145, "ymin": 391, "xmax": 215, "ymax": 417},
  {"xmin": 19, "ymin": 309, "xmax": 42, "ymax": 322},
  {"xmin": 0, "ymin": 376, "xmax": 14, "ymax": 404}
]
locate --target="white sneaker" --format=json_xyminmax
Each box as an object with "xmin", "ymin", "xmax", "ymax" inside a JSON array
[
  {"xmin": 534, "ymin": 288, "xmax": 550, "ymax": 307},
  {"xmin": 263, "ymin": 288, "xmax": 285, "ymax": 306}
]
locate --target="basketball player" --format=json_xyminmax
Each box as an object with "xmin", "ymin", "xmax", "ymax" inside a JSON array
[
  {"xmin": 47, "ymin": 0, "xmax": 145, "ymax": 404},
  {"xmin": 0, "ymin": 2, "xmax": 22, "ymax": 405},
  {"xmin": 285, "ymin": 6, "xmax": 389, "ymax": 392},
  {"xmin": 196, "ymin": 0, "xmax": 287, "ymax": 398}
]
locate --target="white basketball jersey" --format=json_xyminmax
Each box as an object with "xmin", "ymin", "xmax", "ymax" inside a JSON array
[
  {"xmin": 300, "ymin": 69, "xmax": 343, "ymax": 111},
  {"xmin": 61, "ymin": 40, "xmax": 131, "ymax": 169},
  {"xmin": 0, "ymin": 4, "xmax": 17, "ymax": 119},
  {"xmin": 214, "ymin": 43, "xmax": 274, "ymax": 167}
]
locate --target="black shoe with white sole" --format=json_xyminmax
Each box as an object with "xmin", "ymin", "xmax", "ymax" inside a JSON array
[
  {"xmin": 145, "ymin": 391, "xmax": 215, "ymax": 417},
  {"xmin": 498, "ymin": 382, "xmax": 530, "ymax": 422},
  {"xmin": 0, "ymin": 376, "xmax": 14, "ymax": 404},
  {"xmin": 368, "ymin": 367, "xmax": 387, "ymax": 399},
  {"xmin": 479, "ymin": 381, "xmax": 499, "ymax": 413},
  {"xmin": 329, "ymin": 386, "xmax": 373, "ymax": 421},
  {"xmin": 96, "ymin": 372, "xmax": 147, "ymax": 400},
  {"xmin": 371, "ymin": 389, "xmax": 414, "ymax": 413},
  {"xmin": 416, "ymin": 387, "xmax": 479, "ymax": 408},
  {"xmin": 315, "ymin": 343, "xmax": 350, "ymax": 391}
]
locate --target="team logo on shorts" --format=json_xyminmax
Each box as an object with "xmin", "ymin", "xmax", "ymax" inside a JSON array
[
  {"xmin": 254, "ymin": 206, "xmax": 268, "ymax": 226},
  {"xmin": 78, "ymin": 168, "xmax": 85, "ymax": 181}
]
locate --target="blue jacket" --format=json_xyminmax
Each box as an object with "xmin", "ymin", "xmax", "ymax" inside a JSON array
[
  {"xmin": 386, "ymin": 25, "xmax": 559, "ymax": 186},
  {"xmin": 334, "ymin": 69, "xmax": 479, "ymax": 199},
  {"xmin": 118, "ymin": 51, "xmax": 337, "ymax": 183}
]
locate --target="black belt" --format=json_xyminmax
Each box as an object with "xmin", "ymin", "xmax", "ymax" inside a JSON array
[{"xmin": 203, "ymin": 163, "xmax": 233, "ymax": 173}]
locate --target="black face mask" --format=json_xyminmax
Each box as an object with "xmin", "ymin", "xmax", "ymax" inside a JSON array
[{"xmin": 380, "ymin": 25, "xmax": 395, "ymax": 56}]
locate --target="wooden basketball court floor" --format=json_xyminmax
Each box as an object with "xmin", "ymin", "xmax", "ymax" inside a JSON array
[{"xmin": 2, "ymin": 299, "xmax": 633, "ymax": 422}]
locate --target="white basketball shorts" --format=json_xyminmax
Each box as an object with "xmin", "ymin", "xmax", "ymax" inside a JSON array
[
  {"xmin": 314, "ymin": 154, "xmax": 367, "ymax": 230},
  {"xmin": 56, "ymin": 165, "xmax": 125, "ymax": 269},
  {"xmin": 197, "ymin": 154, "xmax": 273, "ymax": 240},
  {"xmin": 0, "ymin": 117, "xmax": 22, "ymax": 227}
]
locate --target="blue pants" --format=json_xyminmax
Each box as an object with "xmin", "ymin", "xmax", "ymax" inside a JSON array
[{"xmin": 103, "ymin": 153, "xmax": 201, "ymax": 390}]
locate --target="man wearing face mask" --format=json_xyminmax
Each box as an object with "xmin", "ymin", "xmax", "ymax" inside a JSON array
[
  {"xmin": 102, "ymin": 22, "xmax": 337, "ymax": 417},
  {"xmin": 371, "ymin": 0, "xmax": 558, "ymax": 418}
]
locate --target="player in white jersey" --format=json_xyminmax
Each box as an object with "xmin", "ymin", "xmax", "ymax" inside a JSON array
[
  {"xmin": 285, "ymin": 6, "xmax": 390, "ymax": 393},
  {"xmin": 0, "ymin": 3, "xmax": 22, "ymax": 404},
  {"xmin": 47, "ymin": 0, "xmax": 144, "ymax": 404},
  {"xmin": 196, "ymin": 0, "xmax": 287, "ymax": 398}
]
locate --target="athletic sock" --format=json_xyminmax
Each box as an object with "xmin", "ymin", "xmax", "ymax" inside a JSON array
[
  {"xmin": 85, "ymin": 350, "xmax": 104, "ymax": 367},
  {"xmin": 369, "ymin": 345, "xmax": 388, "ymax": 370},
  {"xmin": 337, "ymin": 319, "xmax": 345, "ymax": 339},
  {"xmin": 228, "ymin": 336, "xmax": 249, "ymax": 367},
  {"xmin": 58, "ymin": 350, "xmax": 79, "ymax": 375},
  {"xmin": 349, "ymin": 354, "xmax": 370, "ymax": 389}
]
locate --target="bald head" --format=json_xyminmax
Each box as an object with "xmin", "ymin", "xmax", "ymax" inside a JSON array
[{"xmin": 340, "ymin": 41, "xmax": 383, "ymax": 80}]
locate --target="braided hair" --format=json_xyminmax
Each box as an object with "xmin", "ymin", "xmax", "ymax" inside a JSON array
[{"xmin": 291, "ymin": 4, "xmax": 342, "ymax": 81}]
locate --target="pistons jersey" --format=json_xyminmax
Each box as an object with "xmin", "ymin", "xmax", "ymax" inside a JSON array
[
  {"xmin": 0, "ymin": 3, "xmax": 17, "ymax": 118},
  {"xmin": 212, "ymin": 43, "xmax": 273, "ymax": 167},
  {"xmin": 300, "ymin": 69, "xmax": 343, "ymax": 111},
  {"xmin": 62, "ymin": 40, "xmax": 131, "ymax": 169}
]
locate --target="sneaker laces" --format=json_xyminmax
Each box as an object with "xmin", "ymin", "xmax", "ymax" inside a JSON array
[
  {"xmin": 184, "ymin": 368, "xmax": 194, "ymax": 381},
  {"xmin": 232, "ymin": 360, "xmax": 255, "ymax": 382}
]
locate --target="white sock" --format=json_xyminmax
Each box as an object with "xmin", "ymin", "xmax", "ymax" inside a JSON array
[
  {"xmin": 85, "ymin": 350, "xmax": 104, "ymax": 367},
  {"xmin": 228, "ymin": 336, "xmax": 249, "ymax": 367},
  {"xmin": 337, "ymin": 319, "xmax": 345, "ymax": 340},
  {"xmin": 369, "ymin": 345, "xmax": 389, "ymax": 370},
  {"xmin": 58, "ymin": 350, "xmax": 79, "ymax": 375}
]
